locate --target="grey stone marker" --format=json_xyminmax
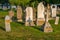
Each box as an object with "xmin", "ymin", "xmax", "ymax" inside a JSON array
[
  {"xmin": 37, "ymin": 2, "xmax": 45, "ymax": 26},
  {"xmin": 51, "ymin": 5, "xmax": 57, "ymax": 17},
  {"xmin": 55, "ymin": 16, "xmax": 59, "ymax": 25},
  {"xmin": 25, "ymin": 7, "xmax": 35, "ymax": 26},
  {"xmin": 17, "ymin": 6, "xmax": 22, "ymax": 22},
  {"xmin": 5, "ymin": 15, "xmax": 11, "ymax": 32},
  {"xmin": 43, "ymin": 4, "xmax": 53, "ymax": 33}
]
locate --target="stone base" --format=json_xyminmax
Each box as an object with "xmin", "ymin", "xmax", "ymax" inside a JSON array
[
  {"xmin": 25, "ymin": 22, "xmax": 29, "ymax": 26},
  {"xmin": 30, "ymin": 22, "xmax": 35, "ymax": 26},
  {"xmin": 17, "ymin": 19, "xmax": 22, "ymax": 22},
  {"xmin": 25, "ymin": 22, "xmax": 35, "ymax": 26},
  {"xmin": 10, "ymin": 20, "xmax": 12, "ymax": 22},
  {"xmin": 44, "ymin": 22, "xmax": 53, "ymax": 33},
  {"xmin": 37, "ymin": 19, "xmax": 45, "ymax": 26}
]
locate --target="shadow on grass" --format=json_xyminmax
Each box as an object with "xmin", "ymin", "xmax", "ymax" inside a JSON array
[
  {"xmin": 0, "ymin": 26, "xmax": 5, "ymax": 31},
  {"xmin": 16, "ymin": 22, "xmax": 24, "ymax": 25},
  {"xmin": 31, "ymin": 26, "xmax": 43, "ymax": 32},
  {"xmin": 0, "ymin": 16, "xmax": 5, "ymax": 19},
  {"xmin": 31, "ymin": 23, "xmax": 45, "ymax": 32},
  {"xmin": 12, "ymin": 16, "xmax": 17, "ymax": 22}
]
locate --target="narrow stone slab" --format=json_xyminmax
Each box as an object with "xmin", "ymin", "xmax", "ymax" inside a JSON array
[
  {"xmin": 17, "ymin": 6, "xmax": 22, "ymax": 22},
  {"xmin": 55, "ymin": 16, "xmax": 59, "ymax": 25},
  {"xmin": 5, "ymin": 15, "xmax": 11, "ymax": 32}
]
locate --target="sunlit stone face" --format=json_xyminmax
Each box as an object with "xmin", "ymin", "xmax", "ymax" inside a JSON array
[{"xmin": 5, "ymin": 15, "xmax": 11, "ymax": 32}]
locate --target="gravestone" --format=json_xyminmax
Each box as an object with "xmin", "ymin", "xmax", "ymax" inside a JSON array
[
  {"xmin": 5, "ymin": 15, "xmax": 11, "ymax": 32},
  {"xmin": 9, "ymin": 10, "xmax": 14, "ymax": 18},
  {"xmin": 55, "ymin": 16, "xmax": 59, "ymax": 25},
  {"xmin": 9, "ymin": 10, "xmax": 14, "ymax": 22},
  {"xmin": 43, "ymin": 4, "xmax": 53, "ymax": 33},
  {"xmin": 37, "ymin": 2, "xmax": 45, "ymax": 26},
  {"xmin": 25, "ymin": 7, "xmax": 35, "ymax": 26},
  {"xmin": 51, "ymin": 5, "xmax": 57, "ymax": 17},
  {"xmin": 3, "ymin": 6, "xmax": 7, "ymax": 10},
  {"xmin": 17, "ymin": 6, "xmax": 22, "ymax": 22},
  {"xmin": 47, "ymin": 4, "xmax": 51, "ymax": 19}
]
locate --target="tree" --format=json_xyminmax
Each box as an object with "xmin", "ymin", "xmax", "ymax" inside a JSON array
[
  {"xmin": 9, "ymin": 0, "xmax": 31, "ymax": 6},
  {"xmin": 52, "ymin": 0, "xmax": 60, "ymax": 4},
  {"xmin": 0, "ymin": 0, "xmax": 8, "ymax": 4}
]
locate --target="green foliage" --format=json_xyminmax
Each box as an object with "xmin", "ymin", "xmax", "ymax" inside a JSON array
[
  {"xmin": 9, "ymin": 0, "xmax": 31, "ymax": 6},
  {"xmin": 44, "ymin": 0, "xmax": 60, "ymax": 4}
]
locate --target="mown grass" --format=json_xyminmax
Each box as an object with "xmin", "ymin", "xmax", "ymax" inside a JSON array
[{"xmin": 0, "ymin": 11, "xmax": 60, "ymax": 40}]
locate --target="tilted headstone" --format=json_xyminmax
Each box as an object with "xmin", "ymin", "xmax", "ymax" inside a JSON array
[
  {"xmin": 25, "ymin": 7, "xmax": 35, "ymax": 26},
  {"xmin": 17, "ymin": 6, "xmax": 22, "ymax": 22},
  {"xmin": 5, "ymin": 15, "xmax": 11, "ymax": 32},
  {"xmin": 55, "ymin": 16, "xmax": 59, "ymax": 25},
  {"xmin": 43, "ymin": 4, "xmax": 53, "ymax": 33},
  {"xmin": 37, "ymin": 2, "xmax": 45, "ymax": 26},
  {"xmin": 51, "ymin": 5, "xmax": 57, "ymax": 17}
]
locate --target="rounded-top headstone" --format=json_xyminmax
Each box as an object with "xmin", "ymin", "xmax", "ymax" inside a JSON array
[
  {"xmin": 5, "ymin": 15, "xmax": 11, "ymax": 32},
  {"xmin": 5, "ymin": 15, "xmax": 10, "ymax": 20}
]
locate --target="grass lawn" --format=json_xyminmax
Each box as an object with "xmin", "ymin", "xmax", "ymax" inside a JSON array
[{"xmin": 0, "ymin": 11, "xmax": 60, "ymax": 40}]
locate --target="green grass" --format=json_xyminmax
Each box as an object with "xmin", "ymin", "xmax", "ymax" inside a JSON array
[{"xmin": 0, "ymin": 11, "xmax": 60, "ymax": 40}]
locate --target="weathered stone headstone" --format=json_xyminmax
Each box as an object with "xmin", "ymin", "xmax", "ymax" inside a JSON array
[
  {"xmin": 47, "ymin": 4, "xmax": 51, "ymax": 19},
  {"xmin": 3, "ymin": 6, "xmax": 7, "ymax": 10},
  {"xmin": 5, "ymin": 15, "xmax": 11, "ymax": 32},
  {"xmin": 43, "ymin": 4, "xmax": 53, "ymax": 33},
  {"xmin": 37, "ymin": 2, "xmax": 45, "ymax": 26},
  {"xmin": 25, "ymin": 7, "xmax": 35, "ymax": 26},
  {"xmin": 51, "ymin": 5, "xmax": 57, "ymax": 17},
  {"xmin": 9, "ymin": 10, "xmax": 14, "ymax": 22},
  {"xmin": 55, "ymin": 16, "xmax": 59, "ymax": 25},
  {"xmin": 9, "ymin": 10, "xmax": 14, "ymax": 18},
  {"xmin": 17, "ymin": 6, "xmax": 22, "ymax": 22}
]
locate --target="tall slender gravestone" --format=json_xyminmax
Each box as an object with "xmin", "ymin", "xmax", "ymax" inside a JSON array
[
  {"xmin": 37, "ymin": 2, "xmax": 45, "ymax": 26},
  {"xmin": 43, "ymin": 4, "xmax": 53, "ymax": 33},
  {"xmin": 25, "ymin": 7, "xmax": 35, "ymax": 26},
  {"xmin": 51, "ymin": 5, "xmax": 57, "ymax": 17},
  {"xmin": 17, "ymin": 6, "xmax": 22, "ymax": 22},
  {"xmin": 55, "ymin": 16, "xmax": 59, "ymax": 25},
  {"xmin": 5, "ymin": 15, "xmax": 11, "ymax": 32},
  {"xmin": 9, "ymin": 10, "xmax": 14, "ymax": 22}
]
